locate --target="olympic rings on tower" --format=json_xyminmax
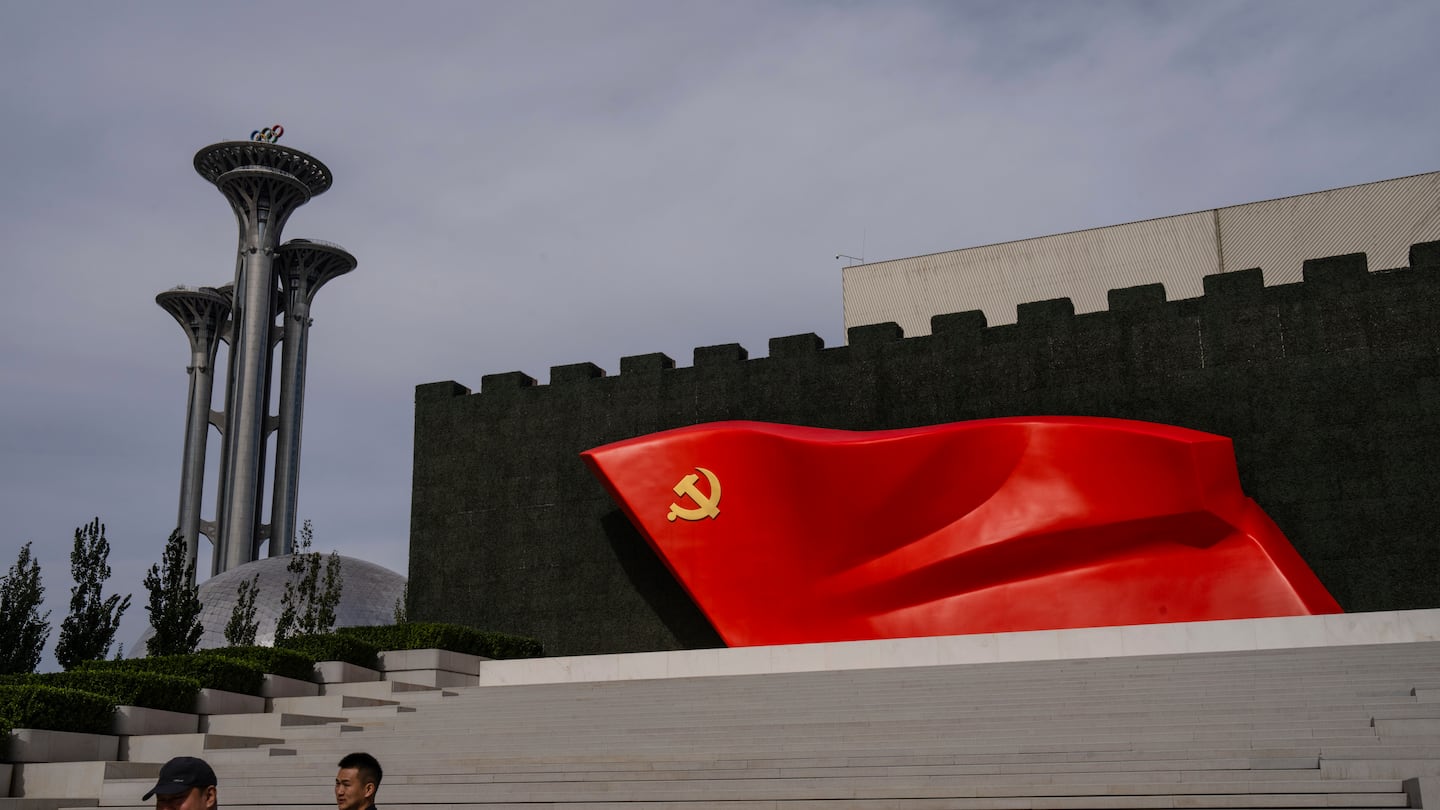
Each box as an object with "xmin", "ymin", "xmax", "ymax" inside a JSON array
[{"xmin": 250, "ymin": 125, "xmax": 285, "ymax": 144}]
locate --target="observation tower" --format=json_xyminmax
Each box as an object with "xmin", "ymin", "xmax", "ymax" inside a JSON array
[{"xmin": 159, "ymin": 128, "xmax": 354, "ymax": 576}]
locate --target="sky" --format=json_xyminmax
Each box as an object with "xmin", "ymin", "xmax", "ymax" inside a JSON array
[{"xmin": 1, "ymin": 0, "xmax": 1437, "ymax": 669}]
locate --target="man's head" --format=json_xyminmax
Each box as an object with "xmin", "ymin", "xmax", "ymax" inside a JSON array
[
  {"xmin": 143, "ymin": 756, "xmax": 217, "ymax": 810},
  {"xmin": 336, "ymin": 752, "xmax": 383, "ymax": 810}
]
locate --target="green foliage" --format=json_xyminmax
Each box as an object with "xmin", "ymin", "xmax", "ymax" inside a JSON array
[
  {"xmin": 56, "ymin": 518, "xmax": 131, "ymax": 669},
  {"xmin": 0, "ymin": 542, "xmax": 50, "ymax": 675},
  {"xmin": 206, "ymin": 646, "xmax": 316, "ymax": 682},
  {"xmin": 0, "ymin": 670, "xmax": 201, "ymax": 714},
  {"xmin": 79, "ymin": 653, "xmax": 264, "ymax": 696},
  {"xmin": 223, "ymin": 574, "xmax": 261, "ymax": 647},
  {"xmin": 338, "ymin": 622, "xmax": 544, "ymax": 659},
  {"xmin": 0, "ymin": 684, "xmax": 114, "ymax": 735},
  {"xmin": 393, "ymin": 582, "xmax": 408, "ymax": 624},
  {"xmin": 275, "ymin": 521, "xmax": 343, "ymax": 643},
  {"xmin": 144, "ymin": 528, "xmax": 203, "ymax": 657},
  {"xmin": 277, "ymin": 633, "xmax": 379, "ymax": 670},
  {"xmin": 0, "ymin": 715, "xmax": 10, "ymax": 759}
]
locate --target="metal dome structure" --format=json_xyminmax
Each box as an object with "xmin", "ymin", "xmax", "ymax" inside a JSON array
[{"xmin": 133, "ymin": 554, "xmax": 406, "ymax": 653}]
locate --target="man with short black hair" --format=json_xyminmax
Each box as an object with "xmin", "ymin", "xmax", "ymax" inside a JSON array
[
  {"xmin": 143, "ymin": 756, "xmax": 218, "ymax": 810},
  {"xmin": 336, "ymin": 752, "xmax": 383, "ymax": 810}
]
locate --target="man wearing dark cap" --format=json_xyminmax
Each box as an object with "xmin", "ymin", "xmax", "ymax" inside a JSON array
[
  {"xmin": 142, "ymin": 756, "xmax": 217, "ymax": 810},
  {"xmin": 335, "ymin": 752, "xmax": 382, "ymax": 810}
]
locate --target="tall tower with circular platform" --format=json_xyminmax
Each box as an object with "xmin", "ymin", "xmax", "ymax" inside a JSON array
[{"xmin": 158, "ymin": 131, "xmax": 355, "ymax": 575}]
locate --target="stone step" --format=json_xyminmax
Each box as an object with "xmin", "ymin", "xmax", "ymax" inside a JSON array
[
  {"xmin": 118, "ymin": 733, "xmax": 283, "ymax": 763},
  {"xmin": 319, "ymin": 680, "xmax": 453, "ymax": 701},
  {"xmin": 63, "ymin": 639, "xmax": 1438, "ymax": 810},
  {"xmin": 0, "ymin": 800, "xmax": 99, "ymax": 810},
  {"xmin": 201, "ymin": 713, "xmax": 350, "ymax": 736},
  {"xmin": 265, "ymin": 695, "xmax": 398, "ymax": 716},
  {"xmin": 9, "ymin": 762, "xmax": 158, "ymax": 799},
  {"xmin": 143, "ymin": 775, "xmax": 1410, "ymax": 802},
  {"xmin": 124, "ymin": 795, "xmax": 1410, "ymax": 809},
  {"xmin": 1323, "ymin": 758, "xmax": 1440, "ymax": 779}
]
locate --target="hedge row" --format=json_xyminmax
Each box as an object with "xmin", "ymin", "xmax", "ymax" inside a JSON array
[
  {"xmin": 339, "ymin": 622, "xmax": 544, "ymax": 659},
  {"xmin": 79, "ymin": 653, "xmax": 265, "ymax": 696},
  {"xmin": 277, "ymin": 633, "xmax": 380, "ymax": 670},
  {"xmin": 0, "ymin": 684, "xmax": 113, "ymax": 735},
  {"xmin": 208, "ymin": 646, "xmax": 317, "ymax": 682},
  {"xmin": 0, "ymin": 670, "xmax": 200, "ymax": 714}
]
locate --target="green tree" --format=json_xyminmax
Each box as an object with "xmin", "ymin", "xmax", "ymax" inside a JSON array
[
  {"xmin": 144, "ymin": 528, "xmax": 203, "ymax": 656},
  {"xmin": 56, "ymin": 518, "xmax": 132, "ymax": 669},
  {"xmin": 274, "ymin": 520, "xmax": 343, "ymax": 643},
  {"xmin": 393, "ymin": 581, "xmax": 409, "ymax": 624},
  {"xmin": 224, "ymin": 574, "xmax": 261, "ymax": 646},
  {"xmin": 0, "ymin": 542, "xmax": 51, "ymax": 674}
]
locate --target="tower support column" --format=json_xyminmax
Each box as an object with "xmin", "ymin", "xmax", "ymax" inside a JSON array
[
  {"xmin": 157, "ymin": 286, "xmax": 231, "ymax": 581},
  {"xmin": 270, "ymin": 239, "xmax": 356, "ymax": 556}
]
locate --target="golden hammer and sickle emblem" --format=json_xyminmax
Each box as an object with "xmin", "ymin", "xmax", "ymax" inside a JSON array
[{"xmin": 667, "ymin": 466, "xmax": 722, "ymax": 522}]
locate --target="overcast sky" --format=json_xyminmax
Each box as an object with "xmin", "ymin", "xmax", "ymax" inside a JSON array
[{"xmin": 1, "ymin": 1, "xmax": 1436, "ymax": 669}]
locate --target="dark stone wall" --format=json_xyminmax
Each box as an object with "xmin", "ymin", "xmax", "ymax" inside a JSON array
[{"xmin": 409, "ymin": 243, "xmax": 1440, "ymax": 656}]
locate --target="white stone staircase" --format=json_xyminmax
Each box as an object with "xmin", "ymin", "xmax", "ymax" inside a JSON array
[{"xmin": 4, "ymin": 610, "xmax": 1440, "ymax": 810}]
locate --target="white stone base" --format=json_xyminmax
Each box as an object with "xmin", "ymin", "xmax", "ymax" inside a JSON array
[
  {"xmin": 119, "ymin": 732, "xmax": 281, "ymax": 763},
  {"xmin": 378, "ymin": 648, "xmax": 485, "ymax": 675},
  {"xmin": 4, "ymin": 729, "xmax": 118, "ymax": 763},
  {"xmin": 10, "ymin": 761, "xmax": 155, "ymax": 798},
  {"xmin": 312, "ymin": 661, "xmax": 381, "ymax": 684},
  {"xmin": 193, "ymin": 688, "xmax": 265, "ymax": 716},
  {"xmin": 474, "ymin": 607, "xmax": 1440, "ymax": 687},
  {"xmin": 111, "ymin": 705, "xmax": 198, "ymax": 736},
  {"xmin": 260, "ymin": 673, "xmax": 320, "ymax": 698},
  {"xmin": 379, "ymin": 668, "xmax": 476, "ymax": 688}
]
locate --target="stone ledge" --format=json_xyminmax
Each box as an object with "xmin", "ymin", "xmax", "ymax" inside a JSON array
[
  {"xmin": 313, "ymin": 661, "xmax": 382, "ymax": 684},
  {"xmin": 111, "ymin": 705, "xmax": 198, "ymax": 736},
  {"xmin": 474, "ymin": 608, "xmax": 1440, "ymax": 687},
  {"xmin": 10, "ymin": 761, "xmax": 156, "ymax": 798},
  {"xmin": 381, "ymin": 669, "xmax": 477, "ymax": 688},
  {"xmin": 260, "ymin": 673, "xmax": 320, "ymax": 698},
  {"xmin": 119, "ymin": 732, "xmax": 282, "ymax": 763},
  {"xmin": 378, "ymin": 648, "xmax": 486, "ymax": 676},
  {"xmin": 193, "ymin": 688, "xmax": 265, "ymax": 716},
  {"xmin": 4, "ymin": 729, "xmax": 118, "ymax": 763}
]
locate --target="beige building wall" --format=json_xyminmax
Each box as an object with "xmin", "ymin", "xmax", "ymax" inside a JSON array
[{"xmin": 842, "ymin": 172, "xmax": 1440, "ymax": 337}]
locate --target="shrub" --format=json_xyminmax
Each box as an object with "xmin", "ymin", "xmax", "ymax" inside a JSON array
[
  {"xmin": 24, "ymin": 670, "xmax": 199, "ymax": 714},
  {"xmin": 0, "ymin": 715, "xmax": 10, "ymax": 759},
  {"xmin": 78, "ymin": 654, "xmax": 264, "ymax": 696},
  {"xmin": 277, "ymin": 633, "xmax": 379, "ymax": 670},
  {"xmin": 0, "ymin": 684, "xmax": 114, "ymax": 735},
  {"xmin": 204, "ymin": 646, "xmax": 316, "ymax": 682},
  {"xmin": 338, "ymin": 623, "xmax": 544, "ymax": 659}
]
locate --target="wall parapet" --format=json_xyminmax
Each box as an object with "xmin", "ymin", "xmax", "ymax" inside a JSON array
[{"xmin": 418, "ymin": 241, "xmax": 1439, "ymax": 399}]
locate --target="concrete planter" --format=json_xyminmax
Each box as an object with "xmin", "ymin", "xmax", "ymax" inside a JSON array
[
  {"xmin": 261, "ymin": 673, "xmax": 321, "ymax": 698},
  {"xmin": 378, "ymin": 648, "xmax": 486, "ymax": 675},
  {"xmin": 193, "ymin": 687, "xmax": 265, "ymax": 716},
  {"xmin": 112, "ymin": 705, "xmax": 199, "ymax": 735},
  {"xmin": 312, "ymin": 661, "xmax": 381, "ymax": 684},
  {"xmin": 4, "ymin": 728, "xmax": 118, "ymax": 763}
]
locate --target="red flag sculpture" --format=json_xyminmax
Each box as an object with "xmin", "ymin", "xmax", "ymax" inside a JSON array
[{"xmin": 582, "ymin": 418, "xmax": 1340, "ymax": 647}]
